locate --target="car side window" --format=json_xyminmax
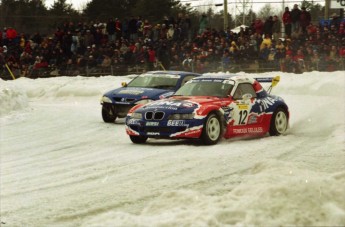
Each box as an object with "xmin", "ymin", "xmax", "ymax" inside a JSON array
[
  {"xmin": 181, "ymin": 75, "xmax": 196, "ymax": 86},
  {"xmin": 233, "ymin": 83, "xmax": 257, "ymax": 100}
]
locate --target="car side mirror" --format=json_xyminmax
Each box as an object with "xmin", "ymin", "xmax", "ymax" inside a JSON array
[{"xmin": 121, "ymin": 82, "xmax": 127, "ymax": 87}]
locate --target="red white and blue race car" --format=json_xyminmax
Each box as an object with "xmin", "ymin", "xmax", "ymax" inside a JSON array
[{"xmin": 125, "ymin": 74, "xmax": 289, "ymax": 145}]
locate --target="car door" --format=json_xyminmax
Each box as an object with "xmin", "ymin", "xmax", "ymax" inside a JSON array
[{"xmin": 231, "ymin": 83, "xmax": 262, "ymax": 127}]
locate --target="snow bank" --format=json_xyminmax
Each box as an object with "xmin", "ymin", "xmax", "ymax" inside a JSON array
[
  {"xmin": 0, "ymin": 79, "xmax": 28, "ymax": 116},
  {"xmin": 0, "ymin": 76, "xmax": 132, "ymax": 116}
]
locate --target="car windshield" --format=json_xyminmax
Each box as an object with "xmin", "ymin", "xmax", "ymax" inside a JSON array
[
  {"xmin": 174, "ymin": 80, "xmax": 234, "ymax": 97},
  {"xmin": 127, "ymin": 73, "xmax": 180, "ymax": 90}
]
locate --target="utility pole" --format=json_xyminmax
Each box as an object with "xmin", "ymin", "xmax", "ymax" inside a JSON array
[
  {"xmin": 234, "ymin": 0, "xmax": 253, "ymax": 27},
  {"xmin": 325, "ymin": 0, "xmax": 330, "ymax": 19},
  {"xmin": 281, "ymin": 0, "xmax": 285, "ymax": 39},
  {"xmin": 215, "ymin": 0, "xmax": 228, "ymax": 30},
  {"xmin": 224, "ymin": 0, "xmax": 228, "ymax": 30}
]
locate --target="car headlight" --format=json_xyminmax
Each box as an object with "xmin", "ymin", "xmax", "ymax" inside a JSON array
[
  {"xmin": 131, "ymin": 112, "xmax": 142, "ymax": 119},
  {"xmin": 134, "ymin": 99, "xmax": 153, "ymax": 105},
  {"xmin": 101, "ymin": 96, "xmax": 112, "ymax": 104},
  {"xmin": 168, "ymin": 113, "xmax": 194, "ymax": 120}
]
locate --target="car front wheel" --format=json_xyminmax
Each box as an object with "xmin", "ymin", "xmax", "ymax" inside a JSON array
[
  {"xmin": 269, "ymin": 108, "xmax": 288, "ymax": 136},
  {"xmin": 201, "ymin": 113, "xmax": 222, "ymax": 145},
  {"xmin": 102, "ymin": 105, "xmax": 117, "ymax": 123},
  {"xmin": 129, "ymin": 135, "xmax": 148, "ymax": 144}
]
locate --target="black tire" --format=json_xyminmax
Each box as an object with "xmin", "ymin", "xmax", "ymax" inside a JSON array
[
  {"xmin": 130, "ymin": 135, "xmax": 148, "ymax": 144},
  {"xmin": 269, "ymin": 107, "xmax": 288, "ymax": 136},
  {"xmin": 102, "ymin": 105, "xmax": 117, "ymax": 123},
  {"xmin": 201, "ymin": 113, "xmax": 222, "ymax": 145}
]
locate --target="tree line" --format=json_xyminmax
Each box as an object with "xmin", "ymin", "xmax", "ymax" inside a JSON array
[{"xmin": 1, "ymin": 0, "xmax": 326, "ymax": 35}]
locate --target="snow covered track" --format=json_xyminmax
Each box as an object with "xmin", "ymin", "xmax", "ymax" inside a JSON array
[{"xmin": 1, "ymin": 72, "xmax": 344, "ymax": 226}]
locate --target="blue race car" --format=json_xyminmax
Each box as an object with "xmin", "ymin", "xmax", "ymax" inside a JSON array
[
  {"xmin": 100, "ymin": 71, "xmax": 201, "ymax": 123},
  {"xmin": 125, "ymin": 74, "xmax": 289, "ymax": 145}
]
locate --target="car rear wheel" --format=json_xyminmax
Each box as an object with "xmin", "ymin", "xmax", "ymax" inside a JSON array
[
  {"xmin": 102, "ymin": 105, "xmax": 117, "ymax": 123},
  {"xmin": 269, "ymin": 108, "xmax": 288, "ymax": 136},
  {"xmin": 130, "ymin": 135, "xmax": 148, "ymax": 144},
  {"xmin": 201, "ymin": 113, "xmax": 222, "ymax": 145}
]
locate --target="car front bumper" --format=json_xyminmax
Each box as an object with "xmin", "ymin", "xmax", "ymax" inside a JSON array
[{"xmin": 125, "ymin": 118, "xmax": 204, "ymax": 139}]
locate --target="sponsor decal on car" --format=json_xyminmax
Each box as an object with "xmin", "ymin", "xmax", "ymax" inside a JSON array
[
  {"xmin": 167, "ymin": 120, "xmax": 188, "ymax": 126},
  {"xmin": 145, "ymin": 100, "xmax": 197, "ymax": 111},
  {"xmin": 147, "ymin": 132, "xmax": 160, "ymax": 135},
  {"xmin": 145, "ymin": 106, "xmax": 179, "ymax": 110},
  {"xmin": 146, "ymin": 122, "xmax": 159, "ymax": 126},
  {"xmin": 146, "ymin": 100, "xmax": 181, "ymax": 107},
  {"xmin": 237, "ymin": 104, "xmax": 249, "ymax": 110},
  {"xmin": 258, "ymin": 97, "xmax": 276, "ymax": 111},
  {"xmin": 157, "ymin": 101, "xmax": 182, "ymax": 107},
  {"xmin": 233, "ymin": 127, "xmax": 263, "ymax": 134},
  {"xmin": 127, "ymin": 119, "xmax": 141, "ymax": 125},
  {"xmin": 181, "ymin": 102, "xmax": 195, "ymax": 108},
  {"xmin": 119, "ymin": 90, "xmax": 144, "ymax": 95},
  {"xmin": 248, "ymin": 115, "xmax": 258, "ymax": 124}
]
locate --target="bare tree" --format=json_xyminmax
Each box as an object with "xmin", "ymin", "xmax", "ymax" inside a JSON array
[{"xmin": 257, "ymin": 3, "xmax": 279, "ymax": 19}]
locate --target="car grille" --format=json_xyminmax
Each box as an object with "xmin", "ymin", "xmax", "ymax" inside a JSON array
[{"xmin": 145, "ymin": 111, "xmax": 165, "ymax": 120}]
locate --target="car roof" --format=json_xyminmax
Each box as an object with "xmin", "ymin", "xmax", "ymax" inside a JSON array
[
  {"xmin": 195, "ymin": 74, "xmax": 255, "ymax": 83},
  {"xmin": 145, "ymin": 71, "xmax": 201, "ymax": 76}
]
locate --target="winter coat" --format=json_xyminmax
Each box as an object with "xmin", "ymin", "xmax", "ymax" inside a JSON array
[
  {"xmin": 299, "ymin": 11, "xmax": 311, "ymax": 28},
  {"xmin": 106, "ymin": 20, "xmax": 116, "ymax": 35},
  {"xmin": 272, "ymin": 20, "xmax": 281, "ymax": 33},
  {"xmin": 290, "ymin": 8, "xmax": 301, "ymax": 23},
  {"xmin": 254, "ymin": 20, "xmax": 264, "ymax": 35},
  {"xmin": 263, "ymin": 17, "xmax": 274, "ymax": 35},
  {"xmin": 260, "ymin": 38, "xmax": 272, "ymax": 50},
  {"xmin": 148, "ymin": 49, "xmax": 156, "ymax": 63},
  {"xmin": 6, "ymin": 28, "xmax": 18, "ymax": 40},
  {"xmin": 199, "ymin": 16, "xmax": 208, "ymax": 34},
  {"xmin": 282, "ymin": 11, "xmax": 292, "ymax": 25}
]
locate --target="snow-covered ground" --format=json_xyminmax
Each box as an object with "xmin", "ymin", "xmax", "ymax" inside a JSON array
[{"xmin": 1, "ymin": 71, "xmax": 344, "ymax": 226}]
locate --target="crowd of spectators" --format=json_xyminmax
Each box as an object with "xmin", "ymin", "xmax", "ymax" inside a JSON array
[{"xmin": 0, "ymin": 5, "xmax": 345, "ymax": 79}]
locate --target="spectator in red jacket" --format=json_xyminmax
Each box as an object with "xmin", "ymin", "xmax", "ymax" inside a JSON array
[
  {"xmin": 145, "ymin": 46, "xmax": 156, "ymax": 71},
  {"xmin": 6, "ymin": 27, "xmax": 18, "ymax": 45},
  {"xmin": 33, "ymin": 56, "xmax": 48, "ymax": 69},
  {"xmin": 299, "ymin": 7, "xmax": 311, "ymax": 34},
  {"xmin": 339, "ymin": 44, "xmax": 345, "ymax": 59},
  {"xmin": 282, "ymin": 7, "xmax": 292, "ymax": 37},
  {"xmin": 6, "ymin": 27, "xmax": 17, "ymax": 39},
  {"xmin": 254, "ymin": 18, "xmax": 264, "ymax": 36}
]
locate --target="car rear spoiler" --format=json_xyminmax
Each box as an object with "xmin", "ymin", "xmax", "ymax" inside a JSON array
[{"xmin": 254, "ymin": 76, "xmax": 280, "ymax": 94}]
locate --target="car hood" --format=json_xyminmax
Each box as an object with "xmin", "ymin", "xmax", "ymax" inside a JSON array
[
  {"xmin": 104, "ymin": 87, "xmax": 174, "ymax": 102},
  {"xmin": 139, "ymin": 96, "xmax": 221, "ymax": 112}
]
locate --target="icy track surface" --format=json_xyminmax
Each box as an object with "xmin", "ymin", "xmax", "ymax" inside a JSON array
[{"xmin": 1, "ymin": 71, "xmax": 345, "ymax": 226}]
